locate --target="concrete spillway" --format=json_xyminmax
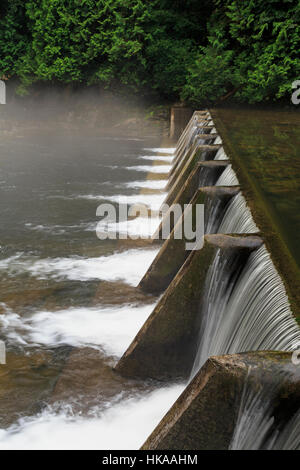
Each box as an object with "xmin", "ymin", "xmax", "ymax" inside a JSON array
[{"xmin": 115, "ymin": 110, "xmax": 300, "ymax": 449}]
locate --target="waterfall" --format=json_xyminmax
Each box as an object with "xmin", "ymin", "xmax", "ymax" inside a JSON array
[
  {"xmin": 213, "ymin": 136, "xmax": 222, "ymax": 144},
  {"xmin": 205, "ymin": 191, "xmax": 257, "ymax": 235},
  {"xmin": 216, "ymin": 165, "xmax": 239, "ymax": 186},
  {"xmin": 268, "ymin": 408, "xmax": 300, "ymax": 450},
  {"xmin": 198, "ymin": 166, "xmax": 223, "ymax": 188},
  {"xmin": 214, "ymin": 146, "xmax": 229, "ymax": 160},
  {"xmin": 204, "ymin": 195, "xmax": 224, "ymax": 234},
  {"xmin": 190, "ymin": 245, "xmax": 300, "ymax": 378},
  {"xmin": 173, "ymin": 122, "xmax": 207, "ymax": 169},
  {"xmin": 230, "ymin": 367, "xmax": 299, "ymax": 450},
  {"xmin": 218, "ymin": 192, "xmax": 259, "ymax": 233},
  {"xmin": 183, "ymin": 121, "xmax": 207, "ymax": 150},
  {"xmin": 230, "ymin": 367, "xmax": 276, "ymax": 450}
]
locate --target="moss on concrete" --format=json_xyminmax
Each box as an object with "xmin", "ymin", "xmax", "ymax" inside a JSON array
[{"xmin": 211, "ymin": 109, "xmax": 300, "ymax": 323}]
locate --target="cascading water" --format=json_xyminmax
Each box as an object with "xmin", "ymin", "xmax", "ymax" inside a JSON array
[
  {"xmin": 177, "ymin": 120, "xmax": 207, "ymax": 159},
  {"xmin": 171, "ymin": 123, "xmax": 206, "ymax": 175},
  {"xmin": 204, "ymin": 190, "xmax": 258, "ymax": 235},
  {"xmin": 216, "ymin": 165, "xmax": 239, "ymax": 186},
  {"xmin": 268, "ymin": 408, "xmax": 300, "ymax": 450},
  {"xmin": 230, "ymin": 367, "xmax": 299, "ymax": 450},
  {"xmin": 1, "ymin": 107, "xmax": 299, "ymax": 451},
  {"xmin": 218, "ymin": 192, "xmax": 259, "ymax": 233},
  {"xmin": 213, "ymin": 136, "xmax": 222, "ymax": 145},
  {"xmin": 204, "ymin": 194, "xmax": 224, "ymax": 234},
  {"xmin": 230, "ymin": 367, "xmax": 277, "ymax": 450},
  {"xmin": 198, "ymin": 166, "xmax": 223, "ymax": 188},
  {"xmin": 214, "ymin": 146, "xmax": 229, "ymax": 160},
  {"xmin": 190, "ymin": 245, "xmax": 300, "ymax": 378},
  {"xmin": 229, "ymin": 367, "xmax": 300, "ymax": 450}
]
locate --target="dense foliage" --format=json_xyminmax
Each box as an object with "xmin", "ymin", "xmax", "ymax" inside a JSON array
[{"xmin": 0, "ymin": 0, "xmax": 299, "ymax": 104}]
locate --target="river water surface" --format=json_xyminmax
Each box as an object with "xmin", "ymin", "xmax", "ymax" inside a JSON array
[{"xmin": 0, "ymin": 119, "xmax": 184, "ymax": 449}]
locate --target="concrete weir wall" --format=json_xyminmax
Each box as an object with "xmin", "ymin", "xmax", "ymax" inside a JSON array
[
  {"xmin": 114, "ymin": 110, "xmax": 300, "ymax": 449},
  {"xmin": 142, "ymin": 351, "xmax": 300, "ymax": 450}
]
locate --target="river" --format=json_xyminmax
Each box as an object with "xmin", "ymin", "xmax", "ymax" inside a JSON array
[{"xmin": 0, "ymin": 117, "xmax": 184, "ymax": 449}]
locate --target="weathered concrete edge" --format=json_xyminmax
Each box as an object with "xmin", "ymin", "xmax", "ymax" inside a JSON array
[{"xmin": 141, "ymin": 351, "xmax": 300, "ymax": 450}]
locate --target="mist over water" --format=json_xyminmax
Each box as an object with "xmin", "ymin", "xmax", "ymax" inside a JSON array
[{"xmin": 0, "ymin": 98, "xmax": 178, "ymax": 449}]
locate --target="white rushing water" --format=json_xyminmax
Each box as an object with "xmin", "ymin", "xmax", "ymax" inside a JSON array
[
  {"xmin": 218, "ymin": 192, "xmax": 259, "ymax": 233},
  {"xmin": 230, "ymin": 368, "xmax": 300, "ymax": 450},
  {"xmin": 139, "ymin": 155, "xmax": 174, "ymax": 162},
  {"xmin": 204, "ymin": 196, "xmax": 223, "ymax": 234},
  {"xmin": 125, "ymin": 165, "xmax": 171, "ymax": 174},
  {"xmin": 230, "ymin": 367, "xmax": 277, "ymax": 450},
  {"xmin": 268, "ymin": 408, "xmax": 300, "ymax": 450},
  {"xmin": 96, "ymin": 216, "xmax": 161, "ymax": 239},
  {"xmin": 73, "ymin": 193, "xmax": 166, "ymax": 211},
  {"xmin": 0, "ymin": 130, "xmax": 181, "ymax": 451},
  {"xmin": 123, "ymin": 180, "xmax": 167, "ymax": 190},
  {"xmin": 214, "ymin": 146, "xmax": 229, "ymax": 160},
  {"xmin": 216, "ymin": 165, "xmax": 239, "ymax": 186},
  {"xmin": 213, "ymin": 136, "xmax": 222, "ymax": 144},
  {"xmin": 205, "ymin": 191, "xmax": 256, "ymax": 235},
  {"xmin": 0, "ymin": 304, "xmax": 155, "ymax": 357},
  {"xmin": 143, "ymin": 147, "xmax": 176, "ymax": 154},
  {"xmin": 0, "ymin": 248, "xmax": 160, "ymax": 285},
  {"xmin": 191, "ymin": 245, "xmax": 300, "ymax": 377},
  {"xmin": 0, "ymin": 302, "xmax": 156, "ymax": 356},
  {"xmin": 0, "ymin": 384, "xmax": 184, "ymax": 450}
]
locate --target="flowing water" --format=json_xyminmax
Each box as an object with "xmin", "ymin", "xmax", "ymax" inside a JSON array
[
  {"xmin": 218, "ymin": 192, "xmax": 259, "ymax": 234},
  {"xmin": 0, "ymin": 119, "xmax": 184, "ymax": 448},
  {"xmin": 214, "ymin": 146, "xmax": 229, "ymax": 160},
  {"xmin": 1, "ymin": 108, "xmax": 299, "ymax": 450},
  {"xmin": 215, "ymin": 165, "xmax": 239, "ymax": 186},
  {"xmin": 191, "ymin": 245, "xmax": 300, "ymax": 378},
  {"xmin": 204, "ymin": 191, "xmax": 258, "ymax": 235},
  {"xmin": 230, "ymin": 367, "xmax": 300, "ymax": 450}
]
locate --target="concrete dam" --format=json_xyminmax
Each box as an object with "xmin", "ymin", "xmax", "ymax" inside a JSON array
[
  {"xmin": 0, "ymin": 108, "xmax": 299, "ymax": 450},
  {"xmin": 114, "ymin": 110, "xmax": 300, "ymax": 450}
]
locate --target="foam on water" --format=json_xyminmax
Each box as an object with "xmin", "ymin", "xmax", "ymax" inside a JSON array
[
  {"xmin": 25, "ymin": 221, "xmax": 96, "ymax": 234},
  {"xmin": 62, "ymin": 193, "xmax": 166, "ymax": 211},
  {"xmin": 143, "ymin": 148, "xmax": 176, "ymax": 154},
  {"xmin": 0, "ymin": 303, "xmax": 156, "ymax": 356},
  {"xmin": 0, "ymin": 248, "xmax": 160, "ymax": 285},
  {"xmin": 96, "ymin": 216, "xmax": 161, "ymax": 239},
  {"xmin": 123, "ymin": 180, "xmax": 167, "ymax": 190},
  {"xmin": 103, "ymin": 194, "xmax": 166, "ymax": 211},
  {"xmin": 125, "ymin": 165, "xmax": 171, "ymax": 174},
  {"xmin": 0, "ymin": 384, "xmax": 184, "ymax": 450},
  {"xmin": 139, "ymin": 155, "xmax": 174, "ymax": 162}
]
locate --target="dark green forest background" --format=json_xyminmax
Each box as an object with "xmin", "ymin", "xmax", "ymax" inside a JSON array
[{"xmin": 0, "ymin": 0, "xmax": 299, "ymax": 105}]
